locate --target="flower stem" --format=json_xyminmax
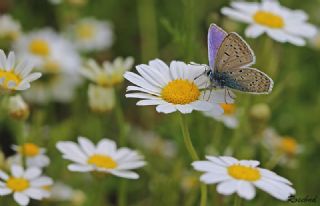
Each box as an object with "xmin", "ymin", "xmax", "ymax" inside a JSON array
[
  {"xmin": 234, "ymin": 195, "xmax": 242, "ymax": 206},
  {"xmin": 179, "ymin": 114, "xmax": 207, "ymax": 206}
]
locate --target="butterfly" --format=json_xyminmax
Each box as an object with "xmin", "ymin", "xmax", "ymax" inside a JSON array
[{"xmin": 205, "ymin": 24, "xmax": 273, "ymax": 95}]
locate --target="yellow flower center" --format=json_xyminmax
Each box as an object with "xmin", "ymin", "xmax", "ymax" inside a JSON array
[
  {"xmin": 6, "ymin": 177, "xmax": 29, "ymax": 192},
  {"xmin": 253, "ymin": 11, "xmax": 284, "ymax": 28},
  {"xmin": 161, "ymin": 79, "xmax": 200, "ymax": 105},
  {"xmin": 87, "ymin": 154, "xmax": 117, "ymax": 169},
  {"xmin": 228, "ymin": 164, "xmax": 261, "ymax": 181},
  {"xmin": 20, "ymin": 143, "xmax": 40, "ymax": 157},
  {"xmin": 0, "ymin": 70, "xmax": 21, "ymax": 90},
  {"xmin": 279, "ymin": 137, "xmax": 297, "ymax": 155},
  {"xmin": 29, "ymin": 39, "xmax": 50, "ymax": 56},
  {"xmin": 220, "ymin": 103, "xmax": 236, "ymax": 115},
  {"xmin": 96, "ymin": 73, "xmax": 111, "ymax": 87},
  {"xmin": 76, "ymin": 24, "xmax": 95, "ymax": 40}
]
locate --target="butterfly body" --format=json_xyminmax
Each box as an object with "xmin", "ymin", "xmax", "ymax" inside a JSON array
[{"xmin": 206, "ymin": 24, "xmax": 273, "ymax": 94}]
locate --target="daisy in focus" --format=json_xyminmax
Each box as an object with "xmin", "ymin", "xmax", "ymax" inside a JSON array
[
  {"xmin": 0, "ymin": 50, "xmax": 41, "ymax": 92},
  {"xmin": 66, "ymin": 17, "xmax": 113, "ymax": 52},
  {"xmin": 0, "ymin": 14, "xmax": 21, "ymax": 41},
  {"xmin": 0, "ymin": 164, "xmax": 53, "ymax": 206},
  {"xmin": 192, "ymin": 156, "xmax": 295, "ymax": 200},
  {"xmin": 56, "ymin": 136, "xmax": 146, "ymax": 179},
  {"xmin": 124, "ymin": 59, "xmax": 233, "ymax": 114},
  {"xmin": 9, "ymin": 143, "xmax": 50, "ymax": 168},
  {"xmin": 81, "ymin": 57, "xmax": 134, "ymax": 87},
  {"xmin": 204, "ymin": 103, "xmax": 239, "ymax": 129},
  {"xmin": 221, "ymin": 0, "xmax": 317, "ymax": 46}
]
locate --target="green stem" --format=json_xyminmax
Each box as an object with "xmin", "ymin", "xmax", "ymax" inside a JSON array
[
  {"xmin": 234, "ymin": 195, "xmax": 242, "ymax": 206},
  {"xmin": 179, "ymin": 114, "xmax": 207, "ymax": 206},
  {"xmin": 118, "ymin": 180, "xmax": 127, "ymax": 206},
  {"xmin": 265, "ymin": 152, "xmax": 282, "ymax": 169}
]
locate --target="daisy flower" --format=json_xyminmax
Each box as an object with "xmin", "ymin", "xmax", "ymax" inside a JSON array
[
  {"xmin": 9, "ymin": 143, "xmax": 50, "ymax": 168},
  {"xmin": 204, "ymin": 103, "xmax": 239, "ymax": 129},
  {"xmin": 0, "ymin": 14, "xmax": 21, "ymax": 41},
  {"xmin": 221, "ymin": 0, "xmax": 317, "ymax": 46},
  {"xmin": 0, "ymin": 50, "xmax": 41, "ymax": 92},
  {"xmin": 14, "ymin": 28, "xmax": 80, "ymax": 74},
  {"xmin": 56, "ymin": 136, "xmax": 146, "ymax": 179},
  {"xmin": 263, "ymin": 128, "xmax": 302, "ymax": 167},
  {"xmin": 124, "ymin": 59, "xmax": 233, "ymax": 114},
  {"xmin": 192, "ymin": 156, "xmax": 295, "ymax": 200},
  {"xmin": 66, "ymin": 17, "xmax": 113, "ymax": 52},
  {"xmin": 0, "ymin": 164, "xmax": 53, "ymax": 206},
  {"xmin": 81, "ymin": 57, "xmax": 134, "ymax": 87}
]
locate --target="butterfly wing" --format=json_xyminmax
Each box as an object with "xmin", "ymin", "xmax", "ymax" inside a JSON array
[
  {"xmin": 215, "ymin": 32, "xmax": 255, "ymax": 72},
  {"xmin": 208, "ymin": 24, "xmax": 227, "ymax": 70},
  {"xmin": 224, "ymin": 68, "xmax": 274, "ymax": 94}
]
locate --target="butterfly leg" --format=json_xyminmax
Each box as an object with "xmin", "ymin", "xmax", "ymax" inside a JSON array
[{"xmin": 226, "ymin": 88, "xmax": 235, "ymax": 104}]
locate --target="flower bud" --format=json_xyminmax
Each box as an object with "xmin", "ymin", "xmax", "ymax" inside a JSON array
[
  {"xmin": 88, "ymin": 84, "xmax": 115, "ymax": 113},
  {"xmin": 8, "ymin": 95, "xmax": 29, "ymax": 120}
]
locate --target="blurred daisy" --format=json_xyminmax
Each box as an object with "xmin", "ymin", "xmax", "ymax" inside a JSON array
[
  {"xmin": 221, "ymin": 0, "xmax": 317, "ymax": 46},
  {"xmin": 192, "ymin": 156, "xmax": 295, "ymax": 200},
  {"xmin": 204, "ymin": 103, "xmax": 239, "ymax": 129},
  {"xmin": 10, "ymin": 143, "xmax": 50, "ymax": 168},
  {"xmin": 47, "ymin": 182, "xmax": 86, "ymax": 204},
  {"xmin": 14, "ymin": 28, "xmax": 80, "ymax": 74},
  {"xmin": 0, "ymin": 165, "xmax": 53, "ymax": 206},
  {"xmin": 66, "ymin": 17, "xmax": 113, "ymax": 52},
  {"xmin": 310, "ymin": 28, "xmax": 320, "ymax": 49},
  {"xmin": 124, "ymin": 59, "xmax": 233, "ymax": 114},
  {"xmin": 81, "ymin": 57, "xmax": 134, "ymax": 87},
  {"xmin": 263, "ymin": 128, "xmax": 302, "ymax": 167},
  {"xmin": 23, "ymin": 74, "xmax": 81, "ymax": 104},
  {"xmin": 0, "ymin": 14, "xmax": 21, "ymax": 41},
  {"xmin": 56, "ymin": 136, "xmax": 146, "ymax": 179},
  {"xmin": 0, "ymin": 50, "xmax": 41, "ymax": 92},
  {"xmin": 8, "ymin": 95, "xmax": 30, "ymax": 120},
  {"xmin": 88, "ymin": 84, "xmax": 115, "ymax": 113}
]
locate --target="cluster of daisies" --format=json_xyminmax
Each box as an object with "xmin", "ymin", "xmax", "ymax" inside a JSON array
[{"xmin": 0, "ymin": 0, "xmax": 316, "ymax": 205}]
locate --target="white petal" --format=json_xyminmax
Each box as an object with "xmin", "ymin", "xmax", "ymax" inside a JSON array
[
  {"xmin": 254, "ymin": 178, "xmax": 295, "ymax": 201},
  {"xmin": 192, "ymin": 161, "xmax": 226, "ymax": 173},
  {"xmin": 266, "ymin": 29, "xmax": 288, "ymax": 43},
  {"xmin": 191, "ymin": 101, "xmax": 215, "ymax": 112},
  {"xmin": 237, "ymin": 181, "xmax": 256, "ymax": 200},
  {"xmin": 206, "ymin": 156, "xmax": 228, "ymax": 167},
  {"xmin": 24, "ymin": 188, "xmax": 43, "ymax": 200},
  {"xmin": 221, "ymin": 8, "xmax": 253, "ymax": 23},
  {"xmin": 0, "ymin": 188, "xmax": 12, "ymax": 195},
  {"xmin": 124, "ymin": 71, "xmax": 161, "ymax": 93},
  {"xmin": 148, "ymin": 59, "xmax": 171, "ymax": 80},
  {"xmin": 245, "ymin": 25, "xmax": 265, "ymax": 38},
  {"xmin": 117, "ymin": 161, "xmax": 146, "ymax": 170},
  {"xmin": 0, "ymin": 171, "xmax": 9, "ymax": 180},
  {"xmin": 11, "ymin": 165, "xmax": 24, "ymax": 178},
  {"xmin": 78, "ymin": 136, "xmax": 96, "ymax": 156},
  {"xmin": 259, "ymin": 169, "xmax": 292, "ymax": 185},
  {"xmin": 238, "ymin": 160, "xmax": 260, "ymax": 167},
  {"xmin": 156, "ymin": 103, "xmax": 177, "ymax": 113},
  {"xmin": 13, "ymin": 192, "xmax": 30, "ymax": 206},
  {"xmin": 285, "ymin": 34, "xmax": 306, "ymax": 46},
  {"xmin": 136, "ymin": 99, "xmax": 165, "ymax": 106},
  {"xmin": 6, "ymin": 51, "xmax": 15, "ymax": 71},
  {"xmin": 30, "ymin": 177, "xmax": 53, "ymax": 187},
  {"xmin": 110, "ymin": 170, "xmax": 139, "ymax": 179},
  {"xmin": 126, "ymin": 85, "xmax": 160, "ymax": 96},
  {"xmin": 200, "ymin": 173, "xmax": 231, "ymax": 184},
  {"xmin": 285, "ymin": 23, "xmax": 317, "ymax": 38},
  {"xmin": 23, "ymin": 167, "xmax": 41, "ymax": 180},
  {"xmin": 169, "ymin": 61, "xmax": 187, "ymax": 79},
  {"xmin": 219, "ymin": 156, "xmax": 239, "ymax": 166},
  {"xmin": 0, "ymin": 50, "xmax": 6, "ymax": 69},
  {"xmin": 96, "ymin": 139, "xmax": 117, "ymax": 156},
  {"xmin": 16, "ymin": 82, "xmax": 30, "ymax": 90},
  {"xmin": 217, "ymin": 180, "xmax": 238, "ymax": 195},
  {"xmin": 176, "ymin": 104, "xmax": 193, "ymax": 114},
  {"xmin": 136, "ymin": 64, "xmax": 167, "ymax": 87},
  {"xmin": 68, "ymin": 164, "xmax": 93, "ymax": 172},
  {"xmin": 126, "ymin": 93, "xmax": 160, "ymax": 100},
  {"xmin": 22, "ymin": 73, "xmax": 42, "ymax": 83},
  {"xmin": 56, "ymin": 141, "xmax": 87, "ymax": 164},
  {"xmin": 231, "ymin": 1, "xmax": 259, "ymax": 14}
]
